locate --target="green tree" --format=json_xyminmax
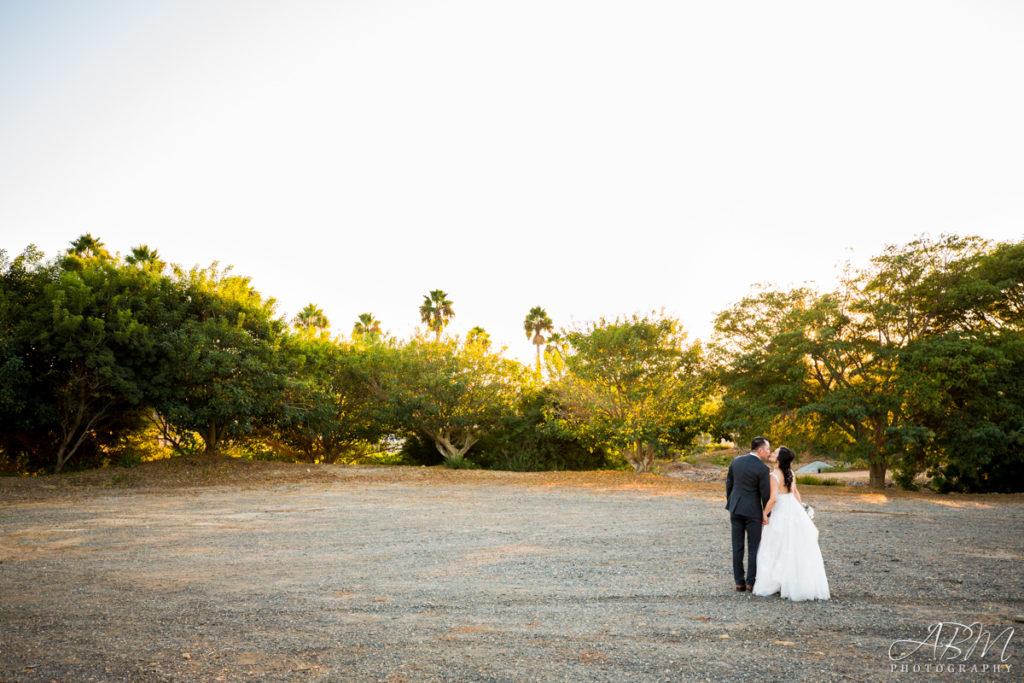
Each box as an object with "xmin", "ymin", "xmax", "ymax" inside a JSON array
[
  {"xmin": 899, "ymin": 329, "xmax": 1024, "ymax": 492},
  {"xmin": 895, "ymin": 239, "xmax": 1024, "ymax": 491},
  {"xmin": 152, "ymin": 265, "xmax": 288, "ymax": 455},
  {"xmin": 542, "ymin": 331, "xmax": 568, "ymax": 381},
  {"xmin": 523, "ymin": 306, "xmax": 554, "ymax": 374},
  {"xmin": 466, "ymin": 326, "xmax": 491, "ymax": 350},
  {"xmin": 471, "ymin": 388, "xmax": 609, "ymax": 471},
  {"xmin": 68, "ymin": 233, "xmax": 110, "ymax": 260},
  {"xmin": 712, "ymin": 235, "xmax": 1023, "ymax": 490},
  {"xmin": 125, "ymin": 245, "xmax": 165, "ymax": 273},
  {"xmin": 419, "ymin": 289, "xmax": 454, "ymax": 341},
  {"xmin": 293, "ymin": 303, "xmax": 330, "ymax": 337},
  {"xmin": 1, "ymin": 246, "xmax": 53, "ymax": 470},
  {"xmin": 550, "ymin": 313, "xmax": 710, "ymax": 473},
  {"xmin": 0, "ymin": 244, "xmax": 163, "ymax": 472},
  {"xmin": 354, "ymin": 335, "xmax": 524, "ymax": 464},
  {"xmin": 352, "ymin": 312, "xmax": 382, "ymax": 339},
  {"xmin": 276, "ymin": 335, "xmax": 384, "ymax": 462}
]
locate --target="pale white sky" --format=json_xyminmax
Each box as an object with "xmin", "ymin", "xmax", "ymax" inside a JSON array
[{"xmin": 2, "ymin": 0, "xmax": 1022, "ymax": 361}]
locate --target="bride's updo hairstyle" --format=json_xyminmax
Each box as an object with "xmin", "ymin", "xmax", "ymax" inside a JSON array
[{"xmin": 777, "ymin": 447, "xmax": 796, "ymax": 490}]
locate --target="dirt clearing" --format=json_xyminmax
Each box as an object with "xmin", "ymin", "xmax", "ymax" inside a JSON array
[{"xmin": 2, "ymin": 460, "xmax": 1022, "ymax": 681}]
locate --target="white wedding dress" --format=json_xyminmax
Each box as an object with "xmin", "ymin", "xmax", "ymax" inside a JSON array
[{"xmin": 752, "ymin": 472, "xmax": 830, "ymax": 601}]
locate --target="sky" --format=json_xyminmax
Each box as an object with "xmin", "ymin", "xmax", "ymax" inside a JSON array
[{"xmin": 2, "ymin": 0, "xmax": 1022, "ymax": 362}]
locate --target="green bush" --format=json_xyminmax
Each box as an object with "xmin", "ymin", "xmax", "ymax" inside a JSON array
[
  {"xmin": 796, "ymin": 475, "xmax": 841, "ymax": 486},
  {"xmin": 116, "ymin": 452, "xmax": 144, "ymax": 468},
  {"xmin": 892, "ymin": 466, "xmax": 921, "ymax": 491},
  {"xmin": 398, "ymin": 433, "xmax": 445, "ymax": 466},
  {"xmin": 356, "ymin": 447, "xmax": 411, "ymax": 466},
  {"xmin": 240, "ymin": 444, "xmax": 294, "ymax": 463},
  {"xmin": 712, "ymin": 453, "xmax": 735, "ymax": 467},
  {"xmin": 442, "ymin": 455, "xmax": 481, "ymax": 470}
]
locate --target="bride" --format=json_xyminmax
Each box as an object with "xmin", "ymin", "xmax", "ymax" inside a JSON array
[{"xmin": 752, "ymin": 446, "xmax": 830, "ymax": 601}]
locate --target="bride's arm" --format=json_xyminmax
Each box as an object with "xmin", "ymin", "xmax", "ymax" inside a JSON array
[
  {"xmin": 762, "ymin": 474, "xmax": 779, "ymax": 525},
  {"xmin": 792, "ymin": 478, "xmax": 803, "ymax": 505}
]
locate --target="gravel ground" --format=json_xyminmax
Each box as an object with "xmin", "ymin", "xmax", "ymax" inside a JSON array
[{"xmin": 1, "ymin": 465, "xmax": 1022, "ymax": 682}]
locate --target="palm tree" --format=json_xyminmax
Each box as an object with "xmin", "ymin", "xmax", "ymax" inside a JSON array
[
  {"xmin": 523, "ymin": 306, "xmax": 554, "ymax": 372},
  {"xmin": 419, "ymin": 289, "xmax": 454, "ymax": 341},
  {"xmin": 69, "ymin": 233, "xmax": 109, "ymax": 260},
  {"xmin": 352, "ymin": 312, "xmax": 382, "ymax": 339},
  {"xmin": 293, "ymin": 303, "xmax": 330, "ymax": 335},
  {"xmin": 466, "ymin": 326, "xmax": 491, "ymax": 350},
  {"xmin": 125, "ymin": 244, "xmax": 165, "ymax": 272},
  {"xmin": 545, "ymin": 331, "xmax": 565, "ymax": 356}
]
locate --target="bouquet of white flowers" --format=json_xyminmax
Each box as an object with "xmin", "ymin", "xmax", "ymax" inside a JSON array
[{"xmin": 803, "ymin": 503, "xmax": 815, "ymax": 519}]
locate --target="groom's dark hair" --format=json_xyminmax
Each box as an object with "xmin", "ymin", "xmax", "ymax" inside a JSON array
[{"xmin": 751, "ymin": 436, "xmax": 769, "ymax": 452}]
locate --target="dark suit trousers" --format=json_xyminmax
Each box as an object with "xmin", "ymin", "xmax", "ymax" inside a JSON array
[{"xmin": 731, "ymin": 513, "xmax": 763, "ymax": 586}]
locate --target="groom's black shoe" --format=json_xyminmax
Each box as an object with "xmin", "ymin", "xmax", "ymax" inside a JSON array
[
  {"xmin": 735, "ymin": 584, "xmax": 746, "ymax": 592},
  {"xmin": 745, "ymin": 584, "xmax": 754, "ymax": 592}
]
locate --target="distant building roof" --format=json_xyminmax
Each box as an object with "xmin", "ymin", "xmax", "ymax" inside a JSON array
[{"xmin": 796, "ymin": 461, "xmax": 834, "ymax": 474}]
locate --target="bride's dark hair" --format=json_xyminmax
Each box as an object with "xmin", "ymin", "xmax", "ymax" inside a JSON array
[{"xmin": 777, "ymin": 447, "xmax": 796, "ymax": 490}]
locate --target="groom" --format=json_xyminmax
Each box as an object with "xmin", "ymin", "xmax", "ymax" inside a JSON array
[{"xmin": 725, "ymin": 436, "xmax": 772, "ymax": 592}]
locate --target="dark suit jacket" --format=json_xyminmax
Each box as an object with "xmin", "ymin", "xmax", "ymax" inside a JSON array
[{"xmin": 725, "ymin": 453, "xmax": 771, "ymax": 519}]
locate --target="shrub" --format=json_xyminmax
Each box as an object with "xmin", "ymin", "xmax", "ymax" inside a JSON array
[
  {"xmin": 442, "ymin": 455, "xmax": 481, "ymax": 470},
  {"xmin": 398, "ymin": 433, "xmax": 445, "ymax": 466},
  {"xmin": 796, "ymin": 475, "xmax": 841, "ymax": 486},
  {"xmin": 116, "ymin": 452, "xmax": 144, "ymax": 468}
]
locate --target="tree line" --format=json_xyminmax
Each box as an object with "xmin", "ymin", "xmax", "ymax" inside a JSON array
[{"xmin": 1, "ymin": 233, "xmax": 1021, "ymax": 492}]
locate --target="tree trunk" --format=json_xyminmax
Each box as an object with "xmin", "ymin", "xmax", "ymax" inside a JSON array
[
  {"xmin": 622, "ymin": 443, "xmax": 640, "ymax": 472},
  {"xmin": 868, "ymin": 459, "xmax": 887, "ymax": 489},
  {"xmin": 204, "ymin": 419, "xmax": 220, "ymax": 455},
  {"xmin": 54, "ymin": 408, "xmax": 85, "ymax": 475},
  {"xmin": 427, "ymin": 427, "xmax": 477, "ymax": 463},
  {"xmin": 55, "ymin": 397, "xmax": 113, "ymax": 473},
  {"xmin": 625, "ymin": 440, "xmax": 654, "ymax": 473}
]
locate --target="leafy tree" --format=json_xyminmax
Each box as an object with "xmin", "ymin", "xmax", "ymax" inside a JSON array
[
  {"xmin": 419, "ymin": 289, "xmax": 454, "ymax": 341},
  {"xmin": 2, "ymin": 239, "xmax": 300, "ymax": 468},
  {"xmin": 354, "ymin": 335, "xmax": 525, "ymax": 464},
  {"xmin": 710, "ymin": 287, "xmax": 823, "ymax": 448},
  {"xmin": 899, "ymin": 329, "xmax": 1024, "ymax": 492},
  {"xmin": 152, "ymin": 265, "xmax": 288, "ymax": 455},
  {"xmin": 276, "ymin": 335, "xmax": 384, "ymax": 462},
  {"xmin": 895, "ymin": 239, "xmax": 1024, "ymax": 491},
  {"xmin": 352, "ymin": 312, "xmax": 382, "ymax": 339},
  {"xmin": 713, "ymin": 235, "xmax": 1024, "ymax": 490},
  {"xmin": 523, "ymin": 306, "xmax": 554, "ymax": 373},
  {"xmin": 550, "ymin": 313, "xmax": 710, "ymax": 473},
  {"xmin": 0, "ymin": 246, "xmax": 53, "ymax": 470},
  {"xmin": 714, "ymin": 282, "xmax": 935, "ymax": 488},
  {"xmin": 1, "ymin": 242, "xmax": 164, "ymax": 472},
  {"xmin": 975, "ymin": 241, "xmax": 1024, "ymax": 324}
]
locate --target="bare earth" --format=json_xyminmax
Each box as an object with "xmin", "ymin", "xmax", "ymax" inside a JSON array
[{"xmin": 1, "ymin": 460, "xmax": 1022, "ymax": 682}]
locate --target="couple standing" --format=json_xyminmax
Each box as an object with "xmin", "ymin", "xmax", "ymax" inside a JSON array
[{"xmin": 725, "ymin": 436, "xmax": 830, "ymax": 601}]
